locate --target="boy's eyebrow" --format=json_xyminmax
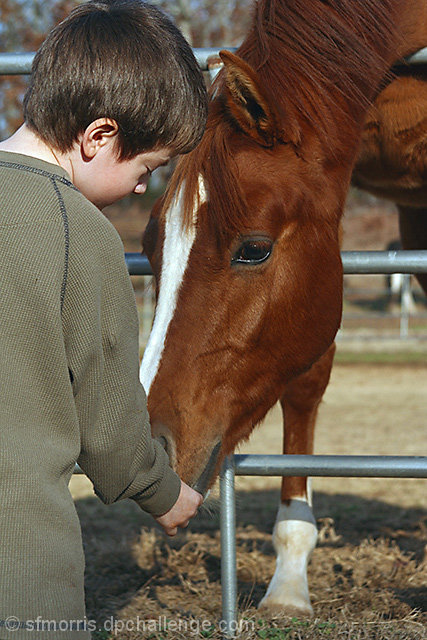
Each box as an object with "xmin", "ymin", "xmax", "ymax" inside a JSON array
[{"xmin": 152, "ymin": 159, "xmax": 170, "ymax": 170}]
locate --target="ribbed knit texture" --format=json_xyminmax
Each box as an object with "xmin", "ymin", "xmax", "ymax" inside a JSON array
[{"xmin": 0, "ymin": 151, "xmax": 180, "ymax": 639}]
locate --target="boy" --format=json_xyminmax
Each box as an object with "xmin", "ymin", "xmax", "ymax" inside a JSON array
[{"xmin": 0, "ymin": 1, "xmax": 207, "ymax": 637}]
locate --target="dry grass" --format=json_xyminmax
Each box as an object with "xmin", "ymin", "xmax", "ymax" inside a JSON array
[{"xmin": 70, "ymin": 363, "xmax": 427, "ymax": 639}]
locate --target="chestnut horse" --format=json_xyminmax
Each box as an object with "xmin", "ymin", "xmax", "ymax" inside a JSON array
[{"xmin": 140, "ymin": 0, "xmax": 427, "ymax": 616}]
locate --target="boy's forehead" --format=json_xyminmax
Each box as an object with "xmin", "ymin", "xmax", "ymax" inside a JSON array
[{"xmin": 143, "ymin": 147, "xmax": 174, "ymax": 163}]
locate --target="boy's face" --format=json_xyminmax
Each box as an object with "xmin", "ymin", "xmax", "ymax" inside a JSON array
[{"xmin": 81, "ymin": 146, "xmax": 173, "ymax": 210}]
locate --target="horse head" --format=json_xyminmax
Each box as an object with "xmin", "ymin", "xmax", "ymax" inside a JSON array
[{"xmin": 140, "ymin": 51, "xmax": 343, "ymax": 494}]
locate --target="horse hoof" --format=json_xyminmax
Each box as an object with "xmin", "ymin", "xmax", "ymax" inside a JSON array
[{"xmin": 258, "ymin": 596, "xmax": 314, "ymax": 618}]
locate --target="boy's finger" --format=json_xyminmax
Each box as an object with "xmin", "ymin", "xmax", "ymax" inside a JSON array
[{"xmin": 165, "ymin": 526, "xmax": 178, "ymax": 536}]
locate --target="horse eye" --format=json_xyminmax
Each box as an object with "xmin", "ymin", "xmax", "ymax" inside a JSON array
[{"xmin": 231, "ymin": 239, "xmax": 273, "ymax": 265}]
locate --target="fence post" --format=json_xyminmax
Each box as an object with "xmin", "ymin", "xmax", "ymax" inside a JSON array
[
  {"xmin": 400, "ymin": 274, "xmax": 411, "ymax": 338},
  {"xmin": 220, "ymin": 455, "xmax": 237, "ymax": 638}
]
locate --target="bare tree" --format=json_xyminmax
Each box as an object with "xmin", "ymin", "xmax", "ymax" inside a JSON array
[
  {"xmin": 0, "ymin": 0, "xmax": 85, "ymax": 139},
  {"xmin": 152, "ymin": 0, "xmax": 251, "ymax": 46}
]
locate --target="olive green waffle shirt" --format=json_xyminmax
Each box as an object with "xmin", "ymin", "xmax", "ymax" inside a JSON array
[{"xmin": 0, "ymin": 151, "xmax": 181, "ymax": 639}]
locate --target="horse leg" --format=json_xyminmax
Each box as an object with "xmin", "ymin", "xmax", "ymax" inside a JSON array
[
  {"xmin": 259, "ymin": 343, "xmax": 335, "ymax": 616},
  {"xmin": 398, "ymin": 206, "xmax": 427, "ymax": 296}
]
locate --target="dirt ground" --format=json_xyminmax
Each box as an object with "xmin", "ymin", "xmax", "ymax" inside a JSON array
[{"xmin": 70, "ymin": 362, "xmax": 426, "ymax": 639}]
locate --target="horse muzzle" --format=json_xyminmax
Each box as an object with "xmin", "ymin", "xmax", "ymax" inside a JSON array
[{"xmin": 153, "ymin": 422, "xmax": 222, "ymax": 498}]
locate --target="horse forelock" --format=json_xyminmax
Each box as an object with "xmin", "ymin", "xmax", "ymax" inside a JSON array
[{"xmin": 162, "ymin": 103, "xmax": 250, "ymax": 247}]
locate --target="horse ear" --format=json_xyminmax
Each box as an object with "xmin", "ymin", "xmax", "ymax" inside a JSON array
[{"xmin": 219, "ymin": 50, "xmax": 298, "ymax": 148}]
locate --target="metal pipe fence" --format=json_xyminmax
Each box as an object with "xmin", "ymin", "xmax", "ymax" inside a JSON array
[
  {"xmin": 219, "ymin": 453, "xmax": 427, "ymax": 638},
  {"xmin": 342, "ymin": 274, "xmax": 427, "ymax": 339},
  {"xmin": 0, "ymin": 49, "xmax": 240, "ymax": 74},
  {"xmin": 125, "ymin": 250, "xmax": 427, "ymax": 276},
  {"xmin": 1, "ymin": 47, "xmax": 427, "ymax": 75}
]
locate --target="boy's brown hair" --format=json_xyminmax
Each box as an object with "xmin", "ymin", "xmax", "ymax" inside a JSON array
[{"xmin": 23, "ymin": 0, "xmax": 207, "ymax": 159}]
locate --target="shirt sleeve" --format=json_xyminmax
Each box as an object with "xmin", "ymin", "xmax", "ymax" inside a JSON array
[{"xmin": 61, "ymin": 198, "xmax": 181, "ymax": 517}]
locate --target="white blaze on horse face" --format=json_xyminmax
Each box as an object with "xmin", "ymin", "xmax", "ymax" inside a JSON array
[
  {"xmin": 259, "ymin": 498, "xmax": 317, "ymax": 615},
  {"xmin": 140, "ymin": 176, "xmax": 206, "ymax": 395}
]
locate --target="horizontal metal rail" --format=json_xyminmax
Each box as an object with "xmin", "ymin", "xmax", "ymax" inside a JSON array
[
  {"xmin": 405, "ymin": 47, "xmax": 427, "ymax": 64},
  {"xmin": 125, "ymin": 250, "xmax": 427, "ymax": 276},
  {"xmin": 0, "ymin": 52, "xmax": 34, "ymax": 75},
  {"xmin": 342, "ymin": 250, "xmax": 427, "ymax": 274},
  {"xmin": 125, "ymin": 253, "xmax": 151, "ymax": 275},
  {"xmin": 75, "ymin": 455, "xmax": 427, "ymax": 478},
  {"xmin": 1, "ymin": 46, "xmax": 426, "ymax": 75},
  {"xmin": 0, "ymin": 48, "xmax": 233, "ymax": 75},
  {"xmin": 234, "ymin": 454, "xmax": 427, "ymax": 477}
]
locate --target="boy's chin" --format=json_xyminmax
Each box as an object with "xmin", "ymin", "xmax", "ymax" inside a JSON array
[{"xmin": 91, "ymin": 197, "xmax": 113, "ymax": 210}]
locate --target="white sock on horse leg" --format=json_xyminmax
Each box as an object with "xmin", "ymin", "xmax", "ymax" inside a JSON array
[{"xmin": 259, "ymin": 498, "xmax": 317, "ymax": 615}]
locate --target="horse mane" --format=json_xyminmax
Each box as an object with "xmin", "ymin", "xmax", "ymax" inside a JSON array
[
  {"xmin": 238, "ymin": 0, "xmax": 400, "ymax": 136},
  {"xmin": 163, "ymin": 0, "xmax": 401, "ymax": 237}
]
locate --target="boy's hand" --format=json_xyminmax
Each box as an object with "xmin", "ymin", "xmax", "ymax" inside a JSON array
[{"xmin": 154, "ymin": 481, "xmax": 203, "ymax": 536}]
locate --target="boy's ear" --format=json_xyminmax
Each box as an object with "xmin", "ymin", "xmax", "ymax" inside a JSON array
[{"xmin": 80, "ymin": 118, "xmax": 119, "ymax": 159}]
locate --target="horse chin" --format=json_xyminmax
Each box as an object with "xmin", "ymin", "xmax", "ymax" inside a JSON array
[
  {"xmin": 192, "ymin": 441, "xmax": 222, "ymax": 497},
  {"xmin": 153, "ymin": 422, "xmax": 222, "ymax": 496}
]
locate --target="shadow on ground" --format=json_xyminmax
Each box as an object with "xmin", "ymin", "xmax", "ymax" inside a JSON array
[{"xmin": 77, "ymin": 489, "xmax": 426, "ymax": 631}]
